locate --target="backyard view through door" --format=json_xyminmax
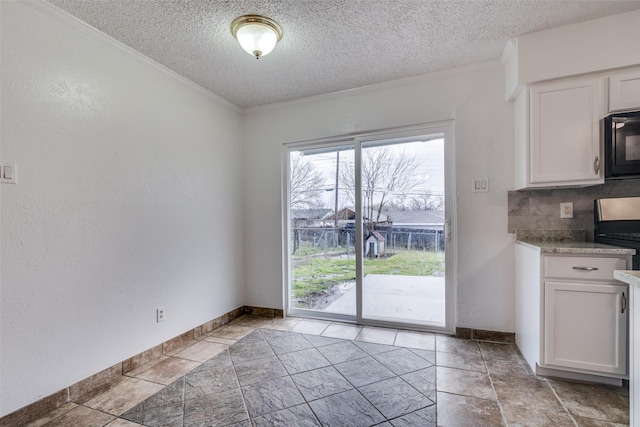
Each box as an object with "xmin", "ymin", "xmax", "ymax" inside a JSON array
[{"xmin": 287, "ymin": 132, "xmax": 446, "ymax": 328}]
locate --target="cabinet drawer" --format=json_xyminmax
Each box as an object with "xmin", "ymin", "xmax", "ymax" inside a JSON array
[{"xmin": 544, "ymin": 256, "xmax": 627, "ymax": 280}]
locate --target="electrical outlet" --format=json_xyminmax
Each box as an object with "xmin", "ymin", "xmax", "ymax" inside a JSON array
[
  {"xmin": 157, "ymin": 307, "xmax": 165, "ymax": 323},
  {"xmin": 560, "ymin": 202, "xmax": 573, "ymax": 219}
]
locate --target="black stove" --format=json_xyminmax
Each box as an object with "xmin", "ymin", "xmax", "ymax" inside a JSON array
[{"xmin": 595, "ymin": 197, "xmax": 640, "ymax": 269}]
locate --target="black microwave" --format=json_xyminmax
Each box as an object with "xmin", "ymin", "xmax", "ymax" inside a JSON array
[{"xmin": 605, "ymin": 110, "xmax": 640, "ymax": 179}]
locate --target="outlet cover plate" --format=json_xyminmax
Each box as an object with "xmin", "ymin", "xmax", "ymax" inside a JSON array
[{"xmin": 560, "ymin": 202, "xmax": 574, "ymax": 219}]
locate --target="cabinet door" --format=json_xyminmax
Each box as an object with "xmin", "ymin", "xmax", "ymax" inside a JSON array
[
  {"xmin": 631, "ymin": 286, "xmax": 640, "ymax": 427},
  {"xmin": 609, "ymin": 69, "xmax": 640, "ymax": 113},
  {"xmin": 529, "ymin": 77, "xmax": 603, "ymax": 186},
  {"xmin": 544, "ymin": 281, "xmax": 627, "ymax": 375}
]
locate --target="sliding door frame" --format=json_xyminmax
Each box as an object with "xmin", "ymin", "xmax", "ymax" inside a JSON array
[{"xmin": 282, "ymin": 121, "xmax": 457, "ymax": 334}]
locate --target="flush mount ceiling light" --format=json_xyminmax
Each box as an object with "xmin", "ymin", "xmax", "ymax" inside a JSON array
[{"xmin": 230, "ymin": 15, "xmax": 283, "ymax": 59}]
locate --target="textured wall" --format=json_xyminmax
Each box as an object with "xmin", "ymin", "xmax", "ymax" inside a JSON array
[
  {"xmin": 508, "ymin": 179, "xmax": 640, "ymax": 240},
  {"xmin": 242, "ymin": 61, "xmax": 515, "ymax": 334},
  {"xmin": 1, "ymin": 2, "xmax": 243, "ymax": 415}
]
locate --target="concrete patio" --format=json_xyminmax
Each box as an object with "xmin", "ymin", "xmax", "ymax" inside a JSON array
[{"xmin": 323, "ymin": 274, "xmax": 445, "ymax": 325}]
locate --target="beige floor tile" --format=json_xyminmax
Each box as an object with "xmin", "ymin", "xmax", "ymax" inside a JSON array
[
  {"xmin": 209, "ymin": 324, "xmax": 255, "ymax": 340},
  {"xmin": 548, "ymin": 379, "xmax": 629, "ymax": 425},
  {"xmin": 478, "ymin": 341, "xmax": 523, "ymax": 362},
  {"xmin": 355, "ymin": 326, "xmax": 397, "ymax": 345},
  {"xmin": 201, "ymin": 335, "xmax": 238, "ymax": 345},
  {"xmin": 37, "ymin": 405, "xmax": 115, "ymax": 427},
  {"xmin": 436, "ymin": 351, "xmax": 486, "ymax": 372},
  {"xmin": 163, "ymin": 340, "xmax": 197, "ymax": 357},
  {"xmin": 84, "ymin": 377, "xmax": 165, "ymax": 415},
  {"xmin": 131, "ymin": 357, "xmax": 200, "ymax": 385},
  {"xmin": 492, "ymin": 376, "xmax": 563, "ymax": 412},
  {"xmin": 231, "ymin": 315, "xmax": 274, "ymax": 328},
  {"xmin": 173, "ymin": 340, "xmax": 228, "ymax": 363},
  {"xmin": 261, "ymin": 317, "xmax": 300, "ymax": 331},
  {"xmin": 25, "ymin": 403, "xmax": 80, "ymax": 427},
  {"xmin": 289, "ymin": 320, "xmax": 330, "ymax": 335},
  {"xmin": 572, "ymin": 416, "xmax": 629, "ymax": 426},
  {"xmin": 18, "ymin": 322, "xmax": 633, "ymax": 427},
  {"xmin": 436, "ymin": 366, "xmax": 496, "ymax": 400},
  {"xmin": 106, "ymin": 419, "xmax": 145, "ymax": 426},
  {"xmin": 501, "ymin": 403, "xmax": 575, "ymax": 427},
  {"xmin": 124, "ymin": 355, "xmax": 170, "ymax": 377},
  {"xmin": 436, "ymin": 392, "xmax": 504, "ymax": 426},
  {"xmin": 484, "ymin": 358, "xmax": 532, "ymax": 379},
  {"xmin": 321, "ymin": 323, "xmax": 362, "ymax": 340},
  {"xmin": 436, "ymin": 335, "xmax": 482, "ymax": 356},
  {"xmin": 394, "ymin": 330, "xmax": 435, "ymax": 350}
]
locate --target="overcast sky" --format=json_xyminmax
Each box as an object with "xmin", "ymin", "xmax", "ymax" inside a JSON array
[{"xmin": 298, "ymin": 138, "xmax": 445, "ymax": 210}]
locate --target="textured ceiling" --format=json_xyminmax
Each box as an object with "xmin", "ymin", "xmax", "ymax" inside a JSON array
[{"xmin": 47, "ymin": 0, "xmax": 640, "ymax": 108}]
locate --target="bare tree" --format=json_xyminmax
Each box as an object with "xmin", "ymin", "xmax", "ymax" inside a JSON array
[
  {"xmin": 289, "ymin": 152, "xmax": 326, "ymax": 255},
  {"xmin": 409, "ymin": 191, "xmax": 444, "ymax": 211},
  {"xmin": 341, "ymin": 146, "xmax": 421, "ymax": 231},
  {"xmin": 289, "ymin": 152, "xmax": 325, "ymax": 210}
]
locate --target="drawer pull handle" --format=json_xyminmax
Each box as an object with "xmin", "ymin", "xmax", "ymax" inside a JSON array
[
  {"xmin": 622, "ymin": 292, "xmax": 627, "ymax": 314},
  {"xmin": 572, "ymin": 266, "xmax": 599, "ymax": 271}
]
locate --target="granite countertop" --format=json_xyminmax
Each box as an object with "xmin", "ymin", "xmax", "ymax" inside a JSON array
[
  {"xmin": 515, "ymin": 229, "xmax": 636, "ymax": 255},
  {"xmin": 614, "ymin": 270, "xmax": 640, "ymax": 287},
  {"xmin": 516, "ymin": 240, "xmax": 636, "ymax": 255}
]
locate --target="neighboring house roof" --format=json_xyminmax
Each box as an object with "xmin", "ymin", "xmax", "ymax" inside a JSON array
[
  {"xmin": 319, "ymin": 208, "xmax": 444, "ymax": 225},
  {"xmin": 292, "ymin": 208, "xmax": 333, "ymax": 220},
  {"xmin": 323, "ymin": 207, "xmax": 356, "ymax": 221},
  {"xmin": 383, "ymin": 209, "xmax": 444, "ymax": 225}
]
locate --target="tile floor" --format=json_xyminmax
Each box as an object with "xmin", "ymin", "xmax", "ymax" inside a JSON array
[{"xmin": 26, "ymin": 315, "xmax": 629, "ymax": 426}]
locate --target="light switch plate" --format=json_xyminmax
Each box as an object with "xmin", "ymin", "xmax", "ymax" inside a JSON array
[
  {"xmin": 0, "ymin": 163, "xmax": 17, "ymax": 184},
  {"xmin": 472, "ymin": 177, "xmax": 489, "ymax": 193}
]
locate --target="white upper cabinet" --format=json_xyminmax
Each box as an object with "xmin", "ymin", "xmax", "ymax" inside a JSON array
[
  {"xmin": 515, "ymin": 76, "xmax": 604, "ymax": 189},
  {"xmin": 609, "ymin": 69, "xmax": 640, "ymax": 113}
]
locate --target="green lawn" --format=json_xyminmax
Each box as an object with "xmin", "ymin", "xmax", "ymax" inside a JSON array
[{"xmin": 292, "ymin": 250, "xmax": 444, "ymax": 299}]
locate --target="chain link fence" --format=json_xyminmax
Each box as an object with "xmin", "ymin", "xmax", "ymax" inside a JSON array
[{"xmin": 292, "ymin": 226, "xmax": 444, "ymax": 257}]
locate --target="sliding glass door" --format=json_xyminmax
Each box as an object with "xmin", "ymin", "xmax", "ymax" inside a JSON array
[
  {"xmin": 287, "ymin": 144, "xmax": 356, "ymax": 318},
  {"xmin": 284, "ymin": 123, "xmax": 454, "ymax": 331},
  {"xmin": 360, "ymin": 137, "xmax": 446, "ymax": 325}
]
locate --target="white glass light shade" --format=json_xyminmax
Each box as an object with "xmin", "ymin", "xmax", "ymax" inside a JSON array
[
  {"xmin": 231, "ymin": 15, "xmax": 283, "ymax": 59},
  {"xmin": 237, "ymin": 23, "xmax": 277, "ymax": 58}
]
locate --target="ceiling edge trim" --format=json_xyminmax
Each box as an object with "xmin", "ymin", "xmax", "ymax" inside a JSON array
[
  {"xmin": 24, "ymin": 0, "xmax": 241, "ymax": 112},
  {"xmin": 241, "ymin": 59, "xmax": 499, "ymax": 114}
]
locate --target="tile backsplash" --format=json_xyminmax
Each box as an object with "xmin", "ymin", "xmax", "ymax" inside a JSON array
[{"xmin": 508, "ymin": 179, "xmax": 640, "ymax": 240}]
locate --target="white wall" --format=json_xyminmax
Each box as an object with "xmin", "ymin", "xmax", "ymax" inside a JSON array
[
  {"xmin": 242, "ymin": 61, "xmax": 515, "ymax": 333},
  {"xmin": 0, "ymin": 1, "xmax": 244, "ymax": 415}
]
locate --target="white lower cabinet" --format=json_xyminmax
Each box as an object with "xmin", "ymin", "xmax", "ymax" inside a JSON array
[
  {"xmin": 516, "ymin": 244, "xmax": 631, "ymax": 381},
  {"xmin": 630, "ymin": 285, "xmax": 640, "ymax": 426},
  {"xmin": 544, "ymin": 280, "xmax": 627, "ymax": 375}
]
